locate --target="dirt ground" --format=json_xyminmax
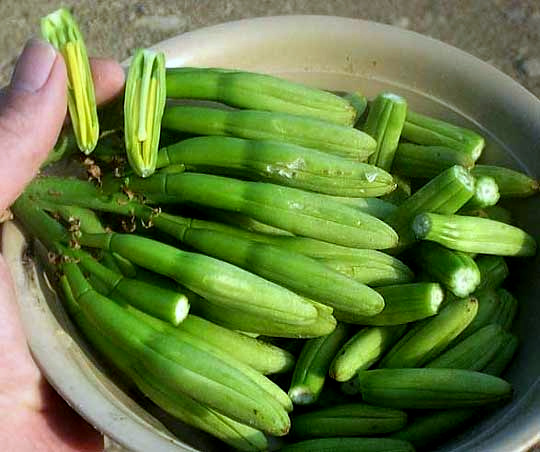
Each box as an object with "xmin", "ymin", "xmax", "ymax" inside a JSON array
[{"xmin": 1, "ymin": 0, "xmax": 540, "ymax": 99}]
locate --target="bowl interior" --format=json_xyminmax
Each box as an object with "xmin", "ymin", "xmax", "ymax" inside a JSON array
[{"xmin": 4, "ymin": 15, "xmax": 540, "ymax": 452}]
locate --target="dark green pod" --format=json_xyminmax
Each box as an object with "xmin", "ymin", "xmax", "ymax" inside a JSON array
[
  {"xmin": 425, "ymin": 324, "xmax": 506, "ymax": 370},
  {"xmin": 379, "ymin": 297, "xmax": 478, "ymax": 368},
  {"xmin": 290, "ymin": 403, "xmax": 407, "ymax": 438},
  {"xmin": 357, "ymin": 368, "xmax": 512, "ymax": 409},
  {"xmin": 392, "ymin": 143, "xmax": 475, "ymax": 179},
  {"xmin": 471, "ymin": 164, "xmax": 539, "ymax": 198},
  {"xmin": 279, "ymin": 437, "xmax": 415, "ymax": 452},
  {"xmin": 390, "ymin": 409, "xmax": 475, "ymax": 450}
]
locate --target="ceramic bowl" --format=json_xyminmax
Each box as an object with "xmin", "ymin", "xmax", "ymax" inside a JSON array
[{"xmin": 4, "ymin": 15, "xmax": 540, "ymax": 452}]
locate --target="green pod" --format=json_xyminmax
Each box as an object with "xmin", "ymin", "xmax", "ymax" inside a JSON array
[
  {"xmin": 461, "ymin": 176, "xmax": 500, "ymax": 210},
  {"xmin": 125, "ymin": 307, "xmax": 293, "ymax": 414},
  {"xmin": 132, "ymin": 267, "xmax": 180, "ymax": 292},
  {"xmin": 90, "ymin": 267, "xmax": 294, "ymax": 375},
  {"xmin": 311, "ymin": 195, "xmax": 398, "ymax": 219},
  {"xmin": 67, "ymin": 267, "xmax": 293, "ymax": 414},
  {"xmin": 98, "ymin": 252, "xmax": 125, "ymax": 276},
  {"xmin": 290, "ymin": 403, "xmax": 407, "ymax": 438},
  {"xmin": 390, "ymin": 409, "xmax": 475, "ymax": 450},
  {"xmin": 78, "ymin": 231, "xmax": 319, "ymax": 327},
  {"xmin": 11, "ymin": 196, "xmax": 73, "ymax": 253},
  {"xmin": 179, "ymin": 315, "xmax": 295, "ymax": 375},
  {"xmin": 475, "ymin": 255, "xmax": 509, "ymax": 291},
  {"xmin": 425, "ymin": 324, "xmax": 506, "ymax": 370},
  {"xmin": 124, "ymin": 172, "xmax": 399, "ymax": 249},
  {"xmin": 181, "ymin": 227, "xmax": 384, "ymax": 317},
  {"xmin": 330, "ymin": 325, "xmax": 407, "ymax": 382},
  {"xmin": 75, "ymin": 248, "xmax": 190, "ymax": 325},
  {"xmin": 482, "ymin": 332, "xmax": 519, "ymax": 376},
  {"xmin": 279, "ymin": 437, "xmax": 415, "ymax": 452},
  {"xmin": 132, "ymin": 211, "xmax": 385, "ymax": 316},
  {"xmin": 494, "ymin": 288, "xmax": 519, "ymax": 331},
  {"xmin": 386, "ymin": 165, "xmax": 475, "ymax": 247},
  {"xmin": 124, "ymin": 48, "xmax": 166, "ymax": 178},
  {"xmin": 392, "ymin": 143, "xmax": 475, "ymax": 179},
  {"xmin": 448, "ymin": 289, "xmax": 501, "ymax": 344},
  {"xmin": 401, "ymin": 110, "xmax": 485, "ymax": 161},
  {"xmin": 379, "ymin": 296, "xmax": 478, "ymax": 368},
  {"xmin": 23, "ymin": 176, "xmax": 402, "ymax": 259},
  {"xmin": 357, "ymin": 368, "xmax": 512, "ymax": 409},
  {"xmin": 318, "ymin": 251, "xmax": 414, "ymax": 287},
  {"xmin": 59, "ymin": 277, "xmax": 268, "ymax": 452},
  {"xmin": 162, "ymin": 105, "xmax": 377, "ymax": 160},
  {"xmin": 334, "ymin": 282, "xmax": 444, "ymax": 326},
  {"xmin": 166, "ymin": 67, "xmax": 359, "ymax": 126},
  {"xmin": 157, "ymin": 136, "xmax": 396, "ymax": 197},
  {"xmin": 412, "ymin": 213, "xmax": 537, "ymax": 257},
  {"xmin": 25, "ymin": 176, "xmax": 407, "ymax": 282},
  {"xmin": 471, "ymin": 165, "xmax": 539, "ymax": 198},
  {"xmin": 48, "ymin": 203, "xmax": 137, "ymax": 277},
  {"xmin": 131, "ymin": 369, "xmax": 268, "ymax": 451},
  {"xmin": 62, "ymin": 263, "xmax": 291, "ymax": 435},
  {"xmin": 288, "ymin": 323, "xmax": 351, "ymax": 404},
  {"xmin": 363, "ymin": 93, "xmax": 408, "ymax": 171},
  {"xmin": 188, "ymin": 290, "xmax": 337, "ymax": 338},
  {"xmin": 415, "ymin": 242, "xmax": 481, "ymax": 297},
  {"xmin": 206, "ymin": 209, "xmax": 294, "ymax": 237}
]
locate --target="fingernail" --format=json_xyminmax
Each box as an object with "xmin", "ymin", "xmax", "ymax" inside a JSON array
[{"xmin": 11, "ymin": 38, "xmax": 57, "ymax": 93}]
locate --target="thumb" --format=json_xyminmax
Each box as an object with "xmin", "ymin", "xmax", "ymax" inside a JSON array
[{"xmin": 0, "ymin": 38, "xmax": 67, "ymax": 211}]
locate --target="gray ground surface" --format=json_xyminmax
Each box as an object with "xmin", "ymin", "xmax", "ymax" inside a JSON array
[
  {"xmin": 1, "ymin": 0, "xmax": 540, "ymax": 99},
  {"xmin": 1, "ymin": 1, "xmax": 539, "ymax": 451}
]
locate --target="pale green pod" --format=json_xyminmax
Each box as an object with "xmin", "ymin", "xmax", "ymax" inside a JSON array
[
  {"xmin": 330, "ymin": 325, "xmax": 406, "ymax": 382},
  {"xmin": 124, "ymin": 48, "xmax": 166, "ymax": 177},
  {"xmin": 334, "ymin": 283, "xmax": 444, "ymax": 325},
  {"xmin": 41, "ymin": 8, "xmax": 99, "ymax": 153},
  {"xmin": 413, "ymin": 213, "xmax": 537, "ymax": 257}
]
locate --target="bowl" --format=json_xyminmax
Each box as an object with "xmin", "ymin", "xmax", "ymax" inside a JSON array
[{"xmin": 3, "ymin": 15, "xmax": 540, "ymax": 452}]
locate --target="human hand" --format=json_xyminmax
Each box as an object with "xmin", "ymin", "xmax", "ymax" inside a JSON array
[{"xmin": 0, "ymin": 39, "xmax": 124, "ymax": 451}]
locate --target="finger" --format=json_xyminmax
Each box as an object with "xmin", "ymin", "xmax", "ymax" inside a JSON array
[
  {"xmin": 90, "ymin": 58, "xmax": 125, "ymax": 106},
  {"xmin": 0, "ymin": 38, "xmax": 67, "ymax": 211}
]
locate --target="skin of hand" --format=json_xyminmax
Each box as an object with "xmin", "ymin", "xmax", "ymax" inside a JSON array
[{"xmin": 0, "ymin": 39, "xmax": 125, "ymax": 452}]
